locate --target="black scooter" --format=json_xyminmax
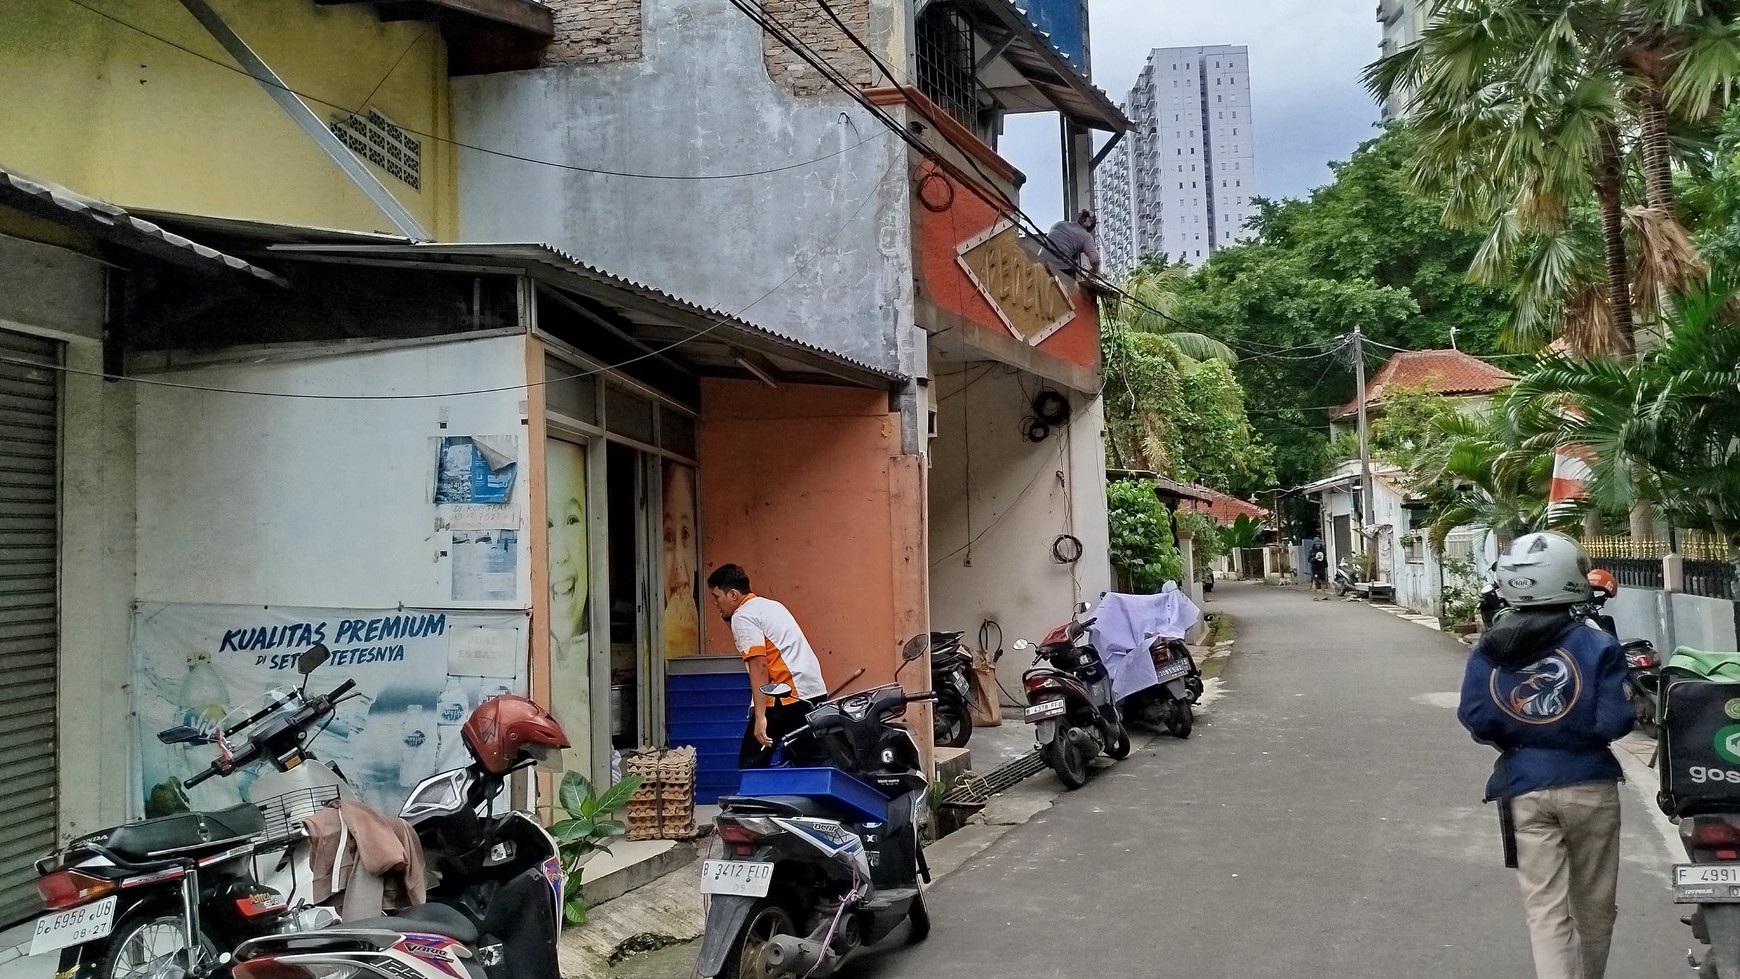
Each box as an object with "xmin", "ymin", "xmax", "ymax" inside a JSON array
[
  {"xmin": 928, "ymin": 631, "xmax": 978, "ymax": 749},
  {"xmin": 1016, "ymin": 603, "xmax": 1131, "ymax": 789},
  {"xmin": 695, "ymin": 636, "xmax": 935, "ymax": 979},
  {"xmin": 1121, "ymin": 636, "xmax": 1204, "ymax": 739}
]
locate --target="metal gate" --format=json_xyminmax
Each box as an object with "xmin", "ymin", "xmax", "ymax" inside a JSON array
[{"xmin": 0, "ymin": 330, "xmax": 59, "ymax": 924}]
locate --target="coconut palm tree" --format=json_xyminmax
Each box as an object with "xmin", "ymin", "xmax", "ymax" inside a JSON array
[
  {"xmin": 1110, "ymin": 263, "xmax": 1239, "ymax": 365},
  {"xmin": 1404, "ymin": 406, "xmax": 1560, "ymax": 551},
  {"xmin": 1368, "ymin": 0, "xmax": 1644, "ymax": 353},
  {"xmin": 1507, "ymin": 277, "xmax": 1740, "ymax": 542}
]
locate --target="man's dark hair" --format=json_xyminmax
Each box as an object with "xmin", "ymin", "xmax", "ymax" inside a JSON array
[{"xmin": 707, "ymin": 564, "xmax": 751, "ymax": 593}]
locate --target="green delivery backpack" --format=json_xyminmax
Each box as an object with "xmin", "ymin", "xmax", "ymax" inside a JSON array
[{"xmin": 1658, "ymin": 648, "xmax": 1740, "ymax": 816}]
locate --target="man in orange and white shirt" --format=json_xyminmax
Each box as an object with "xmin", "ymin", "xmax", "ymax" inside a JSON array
[{"xmin": 707, "ymin": 564, "xmax": 828, "ymax": 767}]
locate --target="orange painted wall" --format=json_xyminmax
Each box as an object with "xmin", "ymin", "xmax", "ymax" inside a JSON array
[
  {"xmin": 914, "ymin": 165, "xmax": 1100, "ymax": 371},
  {"xmin": 697, "ymin": 379, "xmax": 910, "ymax": 691}
]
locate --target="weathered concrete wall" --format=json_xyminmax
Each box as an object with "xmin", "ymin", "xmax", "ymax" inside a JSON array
[
  {"xmin": 927, "ymin": 368, "xmax": 1113, "ymax": 700},
  {"xmin": 1607, "ymin": 586, "xmax": 1738, "ymax": 652},
  {"xmin": 453, "ymin": 0, "xmax": 913, "ymax": 374}
]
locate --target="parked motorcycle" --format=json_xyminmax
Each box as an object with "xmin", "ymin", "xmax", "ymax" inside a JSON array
[
  {"xmin": 1575, "ymin": 570, "xmax": 1663, "ymax": 738},
  {"xmin": 33, "ymin": 645, "xmax": 359, "ymax": 979},
  {"xmin": 694, "ymin": 635, "xmax": 935, "ymax": 979},
  {"xmin": 229, "ymin": 687, "xmax": 572, "ymax": 979},
  {"xmin": 928, "ymin": 631, "xmax": 977, "ymax": 749},
  {"xmin": 1121, "ymin": 636, "xmax": 1204, "ymax": 739},
  {"xmin": 1014, "ymin": 603, "xmax": 1131, "ymax": 789},
  {"xmin": 1334, "ymin": 561, "xmax": 1357, "ymax": 598}
]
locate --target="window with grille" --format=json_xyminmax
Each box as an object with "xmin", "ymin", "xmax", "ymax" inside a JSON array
[{"xmin": 916, "ymin": 5, "xmax": 984, "ymax": 139}]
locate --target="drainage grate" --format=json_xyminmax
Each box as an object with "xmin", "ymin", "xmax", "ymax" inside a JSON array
[{"xmin": 941, "ymin": 749, "xmax": 1047, "ymax": 806}]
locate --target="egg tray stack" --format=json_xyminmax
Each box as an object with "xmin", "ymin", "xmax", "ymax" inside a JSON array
[{"xmin": 623, "ymin": 746, "xmax": 698, "ymax": 841}]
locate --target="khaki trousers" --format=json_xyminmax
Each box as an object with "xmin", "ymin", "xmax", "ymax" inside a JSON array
[{"xmin": 1511, "ymin": 780, "xmax": 1622, "ymax": 979}]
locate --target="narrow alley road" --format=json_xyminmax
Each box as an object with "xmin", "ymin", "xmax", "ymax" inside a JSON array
[{"xmin": 845, "ymin": 581, "xmax": 1688, "ymax": 978}]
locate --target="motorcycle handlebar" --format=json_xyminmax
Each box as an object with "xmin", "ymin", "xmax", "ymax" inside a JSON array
[
  {"xmin": 222, "ymin": 691, "xmax": 295, "ymax": 738},
  {"xmin": 327, "ymin": 678, "xmax": 357, "ymax": 702},
  {"xmin": 184, "ymin": 762, "xmax": 221, "ymax": 789}
]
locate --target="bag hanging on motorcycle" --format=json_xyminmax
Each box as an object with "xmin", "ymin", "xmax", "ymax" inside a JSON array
[
  {"xmin": 1657, "ymin": 675, "xmax": 1740, "ymax": 817},
  {"xmin": 969, "ymin": 650, "xmax": 1002, "ymax": 728}
]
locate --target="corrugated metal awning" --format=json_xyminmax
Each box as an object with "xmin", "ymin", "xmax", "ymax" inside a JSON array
[
  {"xmin": 951, "ymin": 0, "xmax": 1130, "ymax": 132},
  {"xmin": 0, "ymin": 167, "xmax": 286, "ymax": 286}
]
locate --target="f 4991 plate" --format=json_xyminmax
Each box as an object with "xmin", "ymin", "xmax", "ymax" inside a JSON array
[{"xmin": 1674, "ymin": 864, "xmax": 1740, "ymax": 903}]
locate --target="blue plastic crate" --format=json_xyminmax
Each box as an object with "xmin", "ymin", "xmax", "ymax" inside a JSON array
[{"xmin": 735, "ymin": 767, "xmax": 888, "ymax": 823}]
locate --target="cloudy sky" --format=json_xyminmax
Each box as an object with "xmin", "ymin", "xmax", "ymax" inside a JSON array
[{"xmin": 1003, "ymin": 0, "xmax": 1383, "ymax": 228}]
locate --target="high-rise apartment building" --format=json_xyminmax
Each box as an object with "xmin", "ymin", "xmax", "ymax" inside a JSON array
[
  {"xmin": 1095, "ymin": 44, "xmax": 1258, "ymax": 272},
  {"xmin": 1377, "ymin": 0, "xmax": 1427, "ymax": 120},
  {"xmin": 1094, "ymin": 128, "xmax": 1137, "ymax": 276}
]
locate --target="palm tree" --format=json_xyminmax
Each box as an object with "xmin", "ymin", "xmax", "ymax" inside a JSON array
[
  {"xmin": 1507, "ymin": 277, "xmax": 1740, "ymax": 543},
  {"xmin": 1405, "ymin": 406, "xmax": 1559, "ymax": 551},
  {"xmin": 1110, "ymin": 263, "xmax": 1239, "ymax": 364},
  {"xmin": 1367, "ymin": 0, "xmax": 1643, "ymax": 353}
]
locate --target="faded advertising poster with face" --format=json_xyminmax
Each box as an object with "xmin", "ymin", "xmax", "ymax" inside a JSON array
[
  {"xmin": 662, "ymin": 463, "xmax": 700, "ymax": 658},
  {"xmin": 545, "ymin": 438, "xmax": 591, "ymax": 769}
]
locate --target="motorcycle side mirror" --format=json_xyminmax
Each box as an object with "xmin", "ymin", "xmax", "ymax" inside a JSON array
[
  {"xmin": 1076, "ymin": 601, "xmax": 1091, "ymax": 615},
  {"xmin": 1012, "ymin": 638, "xmax": 1031, "ymax": 651},
  {"xmin": 900, "ymin": 634, "xmax": 930, "ymax": 663},
  {"xmin": 297, "ymin": 644, "xmax": 331, "ymax": 675},
  {"xmin": 760, "ymin": 682, "xmax": 794, "ymax": 700},
  {"xmin": 157, "ymin": 726, "xmax": 205, "ymax": 746}
]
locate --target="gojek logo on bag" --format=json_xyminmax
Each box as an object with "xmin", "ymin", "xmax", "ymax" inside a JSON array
[{"xmin": 1714, "ymin": 724, "xmax": 1740, "ymax": 766}]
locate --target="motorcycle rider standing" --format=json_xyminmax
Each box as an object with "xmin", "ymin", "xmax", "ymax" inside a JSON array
[{"xmin": 1457, "ymin": 532, "xmax": 1632, "ymax": 979}]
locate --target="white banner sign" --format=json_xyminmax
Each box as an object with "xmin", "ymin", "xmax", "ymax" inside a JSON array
[{"xmin": 132, "ymin": 603, "xmax": 527, "ymax": 818}]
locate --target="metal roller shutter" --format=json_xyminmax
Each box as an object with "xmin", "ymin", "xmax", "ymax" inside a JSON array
[{"xmin": 0, "ymin": 329, "xmax": 58, "ymax": 925}]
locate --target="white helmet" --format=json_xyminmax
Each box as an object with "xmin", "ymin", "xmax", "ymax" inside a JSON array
[{"xmin": 1496, "ymin": 532, "xmax": 1593, "ymax": 607}]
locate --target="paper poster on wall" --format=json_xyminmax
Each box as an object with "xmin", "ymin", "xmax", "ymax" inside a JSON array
[
  {"xmin": 452, "ymin": 530, "xmax": 519, "ymax": 602},
  {"xmin": 132, "ymin": 603, "xmax": 527, "ymax": 819},
  {"xmin": 440, "ymin": 503, "xmax": 522, "ymax": 532},
  {"xmin": 433, "ymin": 435, "xmax": 518, "ymax": 504}
]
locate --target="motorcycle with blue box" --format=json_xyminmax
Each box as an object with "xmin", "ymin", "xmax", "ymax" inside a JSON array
[{"xmin": 694, "ymin": 635, "xmax": 936, "ymax": 979}]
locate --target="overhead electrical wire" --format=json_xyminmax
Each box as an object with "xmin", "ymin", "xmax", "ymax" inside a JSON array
[{"xmin": 58, "ymin": 0, "xmax": 888, "ymax": 182}]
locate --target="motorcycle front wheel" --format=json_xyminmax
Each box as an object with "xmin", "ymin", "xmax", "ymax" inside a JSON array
[
  {"xmin": 1164, "ymin": 702, "xmax": 1194, "ymax": 739},
  {"xmin": 933, "ymin": 694, "xmax": 973, "ymax": 749},
  {"xmin": 1105, "ymin": 723, "xmax": 1132, "ymax": 760},
  {"xmin": 716, "ymin": 899, "xmax": 798, "ymax": 979},
  {"xmin": 93, "ymin": 904, "xmax": 215, "ymax": 979},
  {"xmin": 1045, "ymin": 735, "xmax": 1089, "ymax": 790}
]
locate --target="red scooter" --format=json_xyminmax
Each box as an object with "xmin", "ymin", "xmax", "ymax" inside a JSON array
[{"xmin": 1014, "ymin": 603, "xmax": 1131, "ymax": 789}]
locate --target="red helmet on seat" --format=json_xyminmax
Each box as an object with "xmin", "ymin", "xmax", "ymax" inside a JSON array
[
  {"xmin": 1587, "ymin": 568, "xmax": 1619, "ymax": 599},
  {"xmin": 461, "ymin": 694, "xmax": 570, "ymax": 775}
]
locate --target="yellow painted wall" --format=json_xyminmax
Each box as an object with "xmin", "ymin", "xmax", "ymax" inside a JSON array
[{"xmin": 0, "ymin": 0, "xmax": 456, "ymax": 238}]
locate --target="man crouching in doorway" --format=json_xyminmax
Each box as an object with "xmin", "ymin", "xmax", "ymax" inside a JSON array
[{"xmin": 708, "ymin": 564, "xmax": 829, "ymax": 768}]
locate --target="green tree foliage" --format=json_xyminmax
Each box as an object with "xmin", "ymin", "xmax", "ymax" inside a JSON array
[
  {"xmin": 1107, "ymin": 479, "xmax": 1184, "ymax": 593},
  {"xmin": 1100, "ymin": 289, "xmax": 1273, "ymax": 491},
  {"xmin": 1162, "ymin": 128, "xmax": 1512, "ymax": 502}
]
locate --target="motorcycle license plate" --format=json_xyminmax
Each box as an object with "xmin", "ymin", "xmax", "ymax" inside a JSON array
[
  {"xmin": 29, "ymin": 896, "xmax": 117, "ymax": 955},
  {"xmin": 1155, "ymin": 659, "xmax": 1192, "ymax": 683},
  {"xmin": 1674, "ymin": 865, "xmax": 1740, "ymax": 903},
  {"xmin": 700, "ymin": 860, "xmax": 774, "ymax": 898},
  {"xmin": 1024, "ymin": 700, "xmax": 1066, "ymax": 722}
]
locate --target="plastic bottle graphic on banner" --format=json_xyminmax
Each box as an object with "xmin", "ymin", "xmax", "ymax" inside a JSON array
[
  {"xmin": 399, "ymin": 704, "xmax": 438, "ymax": 788},
  {"xmin": 435, "ymin": 677, "xmax": 471, "ymax": 772},
  {"xmin": 179, "ymin": 652, "xmax": 230, "ymax": 742}
]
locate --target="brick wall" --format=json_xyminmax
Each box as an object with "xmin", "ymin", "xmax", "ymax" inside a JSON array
[
  {"xmin": 759, "ymin": 0, "xmax": 875, "ymax": 95},
  {"xmin": 543, "ymin": 0, "xmax": 643, "ymax": 65}
]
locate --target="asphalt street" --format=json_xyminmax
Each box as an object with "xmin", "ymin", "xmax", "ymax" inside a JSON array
[{"xmin": 837, "ymin": 581, "xmax": 1690, "ymax": 979}]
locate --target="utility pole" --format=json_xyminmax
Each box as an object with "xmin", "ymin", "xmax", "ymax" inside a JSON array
[{"xmin": 1353, "ymin": 327, "xmax": 1375, "ymax": 555}]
